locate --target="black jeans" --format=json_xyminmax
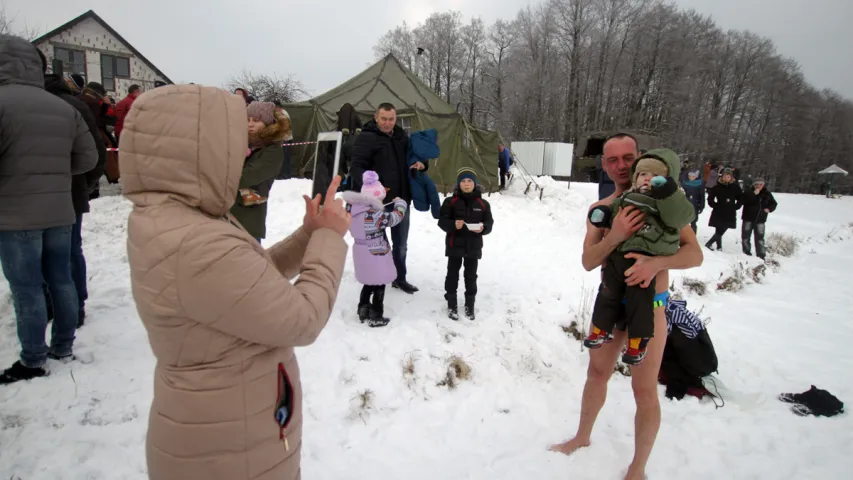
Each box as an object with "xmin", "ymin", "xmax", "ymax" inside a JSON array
[
  {"xmin": 706, "ymin": 227, "xmax": 729, "ymax": 249},
  {"xmin": 499, "ymin": 165, "xmax": 508, "ymax": 189},
  {"xmin": 444, "ymin": 257, "xmax": 479, "ymax": 305},
  {"xmin": 591, "ymin": 251, "xmax": 656, "ymax": 339}
]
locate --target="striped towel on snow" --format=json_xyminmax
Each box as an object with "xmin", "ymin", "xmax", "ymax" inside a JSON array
[{"xmin": 665, "ymin": 299, "xmax": 704, "ymax": 339}]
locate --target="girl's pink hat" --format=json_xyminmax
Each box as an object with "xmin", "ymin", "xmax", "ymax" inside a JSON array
[{"xmin": 360, "ymin": 171, "xmax": 386, "ymax": 200}]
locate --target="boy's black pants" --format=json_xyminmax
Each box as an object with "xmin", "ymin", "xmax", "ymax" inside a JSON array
[
  {"xmin": 591, "ymin": 251, "xmax": 656, "ymax": 338},
  {"xmin": 444, "ymin": 257, "xmax": 478, "ymax": 304}
]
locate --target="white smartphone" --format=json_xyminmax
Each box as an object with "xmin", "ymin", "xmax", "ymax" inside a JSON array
[
  {"xmin": 310, "ymin": 131, "xmax": 343, "ymax": 202},
  {"xmin": 465, "ymin": 223, "xmax": 483, "ymax": 230}
]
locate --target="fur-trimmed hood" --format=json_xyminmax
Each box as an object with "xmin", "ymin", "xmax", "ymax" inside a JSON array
[{"xmin": 251, "ymin": 107, "xmax": 292, "ymax": 146}]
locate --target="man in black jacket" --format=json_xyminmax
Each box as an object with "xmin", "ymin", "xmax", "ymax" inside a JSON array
[
  {"xmin": 741, "ymin": 178, "xmax": 778, "ymax": 260},
  {"xmin": 37, "ymin": 48, "xmax": 107, "ymax": 326},
  {"xmin": 350, "ymin": 103, "xmax": 424, "ymax": 294}
]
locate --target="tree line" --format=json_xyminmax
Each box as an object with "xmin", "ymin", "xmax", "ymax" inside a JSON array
[{"xmin": 373, "ymin": 0, "xmax": 852, "ymax": 194}]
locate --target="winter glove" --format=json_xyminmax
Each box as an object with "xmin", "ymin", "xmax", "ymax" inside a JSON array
[
  {"xmin": 650, "ymin": 176, "xmax": 678, "ymax": 199},
  {"xmin": 588, "ymin": 205, "xmax": 612, "ymax": 228}
]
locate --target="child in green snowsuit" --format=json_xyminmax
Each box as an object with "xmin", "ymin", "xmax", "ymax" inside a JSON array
[{"xmin": 584, "ymin": 149, "xmax": 695, "ymax": 365}]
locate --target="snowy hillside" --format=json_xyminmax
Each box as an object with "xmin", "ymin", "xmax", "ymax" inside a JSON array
[{"xmin": 2, "ymin": 177, "xmax": 852, "ymax": 479}]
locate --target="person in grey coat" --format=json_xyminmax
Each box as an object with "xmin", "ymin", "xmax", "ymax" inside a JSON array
[{"xmin": 0, "ymin": 35, "xmax": 98, "ymax": 385}]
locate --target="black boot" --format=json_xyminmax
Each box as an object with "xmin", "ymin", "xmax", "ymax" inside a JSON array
[
  {"xmin": 0, "ymin": 361, "xmax": 47, "ymax": 385},
  {"xmin": 392, "ymin": 280, "xmax": 419, "ymax": 294},
  {"xmin": 446, "ymin": 293, "xmax": 458, "ymax": 321},
  {"xmin": 357, "ymin": 304, "xmax": 370, "ymax": 323},
  {"xmin": 358, "ymin": 287, "xmax": 372, "ymax": 323},
  {"xmin": 368, "ymin": 287, "xmax": 390, "ymax": 327},
  {"xmin": 464, "ymin": 296, "xmax": 476, "ymax": 321}
]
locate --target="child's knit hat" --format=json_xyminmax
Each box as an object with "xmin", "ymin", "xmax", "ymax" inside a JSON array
[
  {"xmin": 633, "ymin": 157, "xmax": 668, "ymax": 185},
  {"xmin": 457, "ymin": 167, "xmax": 477, "ymax": 185},
  {"xmin": 361, "ymin": 171, "xmax": 386, "ymax": 200},
  {"xmin": 246, "ymin": 101, "xmax": 276, "ymax": 126}
]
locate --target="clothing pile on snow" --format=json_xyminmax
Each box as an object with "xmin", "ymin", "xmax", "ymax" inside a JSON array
[
  {"xmin": 658, "ymin": 299, "xmax": 720, "ymax": 403},
  {"xmin": 407, "ymin": 129, "xmax": 441, "ymax": 219},
  {"xmin": 779, "ymin": 386, "xmax": 844, "ymax": 417}
]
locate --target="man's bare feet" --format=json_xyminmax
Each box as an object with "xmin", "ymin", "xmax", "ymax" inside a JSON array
[{"xmin": 548, "ymin": 437, "xmax": 590, "ymax": 456}]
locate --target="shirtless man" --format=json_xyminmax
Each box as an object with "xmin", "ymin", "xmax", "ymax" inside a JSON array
[{"xmin": 550, "ymin": 133, "xmax": 704, "ymax": 480}]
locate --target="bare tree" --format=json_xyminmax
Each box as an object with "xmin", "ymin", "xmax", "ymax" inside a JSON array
[
  {"xmin": 225, "ymin": 70, "xmax": 307, "ymax": 105},
  {"xmin": 0, "ymin": 3, "xmax": 40, "ymax": 39},
  {"xmin": 459, "ymin": 17, "xmax": 486, "ymax": 123},
  {"xmin": 374, "ymin": 22, "xmax": 418, "ymax": 70},
  {"xmin": 371, "ymin": 3, "xmax": 853, "ymax": 194}
]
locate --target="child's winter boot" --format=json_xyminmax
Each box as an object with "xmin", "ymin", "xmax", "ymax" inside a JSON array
[
  {"xmin": 357, "ymin": 304, "xmax": 370, "ymax": 323},
  {"xmin": 358, "ymin": 288, "xmax": 372, "ymax": 323},
  {"xmin": 464, "ymin": 295, "xmax": 476, "ymax": 320},
  {"xmin": 446, "ymin": 293, "xmax": 459, "ymax": 321},
  {"xmin": 368, "ymin": 288, "xmax": 390, "ymax": 328},
  {"xmin": 622, "ymin": 337, "xmax": 650, "ymax": 365},
  {"xmin": 583, "ymin": 326, "xmax": 613, "ymax": 349}
]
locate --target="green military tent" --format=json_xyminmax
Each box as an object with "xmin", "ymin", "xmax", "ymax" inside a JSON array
[{"xmin": 282, "ymin": 54, "xmax": 500, "ymax": 193}]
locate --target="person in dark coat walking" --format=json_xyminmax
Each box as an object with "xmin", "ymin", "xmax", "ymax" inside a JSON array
[
  {"xmin": 38, "ymin": 49, "xmax": 107, "ymax": 326},
  {"xmin": 704, "ymin": 168, "xmax": 742, "ymax": 251},
  {"xmin": 740, "ymin": 178, "xmax": 777, "ymax": 260},
  {"xmin": 682, "ymin": 170, "xmax": 705, "ymax": 233},
  {"xmin": 437, "ymin": 168, "xmax": 494, "ymax": 321},
  {"xmin": 0, "ymin": 35, "xmax": 98, "ymax": 384},
  {"xmin": 350, "ymin": 102, "xmax": 422, "ymax": 294}
]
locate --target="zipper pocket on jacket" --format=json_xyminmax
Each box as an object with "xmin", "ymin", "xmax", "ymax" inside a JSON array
[{"xmin": 275, "ymin": 362, "xmax": 294, "ymax": 450}]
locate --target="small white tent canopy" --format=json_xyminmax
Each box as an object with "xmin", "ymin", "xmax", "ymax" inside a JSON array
[
  {"xmin": 817, "ymin": 164, "xmax": 848, "ymax": 198},
  {"xmin": 818, "ymin": 164, "xmax": 849, "ymax": 176}
]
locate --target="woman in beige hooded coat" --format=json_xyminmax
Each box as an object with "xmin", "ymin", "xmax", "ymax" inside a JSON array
[{"xmin": 119, "ymin": 85, "xmax": 351, "ymax": 480}]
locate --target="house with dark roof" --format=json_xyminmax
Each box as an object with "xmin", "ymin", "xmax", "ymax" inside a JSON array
[{"xmin": 32, "ymin": 10, "xmax": 172, "ymax": 98}]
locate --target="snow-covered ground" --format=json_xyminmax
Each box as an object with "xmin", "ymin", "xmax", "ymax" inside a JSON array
[{"xmin": 2, "ymin": 176, "xmax": 852, "ymax": 479}]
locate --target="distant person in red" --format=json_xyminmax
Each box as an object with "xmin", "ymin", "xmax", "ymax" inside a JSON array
[{"xmin": 114, "ymin": 84, "xmax": 142, "ymax": 140}]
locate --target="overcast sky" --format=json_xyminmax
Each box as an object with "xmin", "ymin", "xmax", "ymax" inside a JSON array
[{"xmin": 4, "ymin": 0, "xmax": 851, "ymax": 99}]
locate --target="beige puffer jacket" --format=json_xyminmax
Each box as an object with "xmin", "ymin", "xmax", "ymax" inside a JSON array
[{"xmin": 119, "ymin": 85, "xmax": 347, "ymax": 480}]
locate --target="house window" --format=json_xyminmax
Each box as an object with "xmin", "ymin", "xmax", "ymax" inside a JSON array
[
  {"xmin": 101, "ymin": 54, "xmax": 130, "ymax": 92},
  {"xmin": 53, "ymin": 47, "xmax": 86, "ymax": 80}
]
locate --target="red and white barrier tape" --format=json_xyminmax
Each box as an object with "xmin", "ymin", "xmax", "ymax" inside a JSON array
[{"xmin": 105, "ymin": 140, "xmax": 317, "ymax": 152}]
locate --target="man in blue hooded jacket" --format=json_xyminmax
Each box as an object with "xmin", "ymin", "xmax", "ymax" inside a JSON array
[{"xmin": 498, "ymin": 144, "xmax": 512, "ymax": 190}]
